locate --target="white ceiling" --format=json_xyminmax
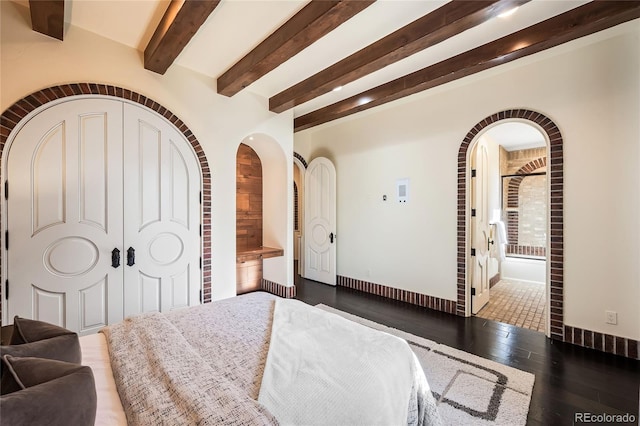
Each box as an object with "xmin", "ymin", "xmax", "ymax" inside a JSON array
[
  {"xmin": 483, "ymin": 122, "xmax": 546, "ymax": 151},
  {"xmin": 20, "ymin": 0, "xmax": 594, "ymax": 118}
]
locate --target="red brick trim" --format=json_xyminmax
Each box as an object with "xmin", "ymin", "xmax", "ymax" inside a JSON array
[
  {"xmin": 565, "ymin": 325, "xmax": 639, "ymax": 360},
  {"xmin": 293, "ymin": 152, "xmax": 308, "ymax": 168},
  {"xmin": 337, "ymin": 275, "xmax": 457, "ymax": 314},
  {"xmin": 261, "ymin": 279, "xmax": 296, "ymax": 298},
  {"xmin": 0, "ymin": 84, "xmax": 213, "ymax": 326},
  {"xmin": 457, "ymin": 109, "xmax": 564, "ymax": 342}
]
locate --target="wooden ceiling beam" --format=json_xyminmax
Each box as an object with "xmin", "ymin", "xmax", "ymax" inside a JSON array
[
  {"xmin": 295, "ymin": 1, "xmax": 640, "ymax": 132},
  {"xmin": 29, "ymin": 0, "xmax": 64, "ymax": 41},
  {"xmin": 270, "ymin": 0, "xmax": 529, "ymax": 113},
  {"xmin": 217, "ymin": 0, "xmax": 375, "ymax": 97},
  {"xmin": 144, "ymin": 0, "xmax": 221, "ymax": 75}
]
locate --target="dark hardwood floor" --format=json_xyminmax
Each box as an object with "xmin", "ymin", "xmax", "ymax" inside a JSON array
[{"xmin": 293, "ymin": 274, "xmax": 640, "ymax": 426}]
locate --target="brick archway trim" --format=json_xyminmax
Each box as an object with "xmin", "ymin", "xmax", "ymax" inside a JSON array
[
  {"xmin": 0, "ymin": 83, "xmax": 213, "ymax": 313},
  {"xmin": 293, "ymin": 152, "xmax": 308, "ymax": 168},
  {"xmin": 507, "ymin": 156, "xmax": 547, "ymax": 209},
  {"xmin": 457, "ymin": 109, "xmax": 564, "ymax": 341}
]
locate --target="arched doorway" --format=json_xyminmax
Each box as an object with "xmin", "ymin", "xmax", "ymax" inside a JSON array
[
  {"xmin": 458, "ymin": 109, "xmax": 564, "ymax": 341},
  {"xmin": 0, "ymin": 84, "xmax": 212, "ymax": 326},
  {"xmin": 468, "ymin": 121, "xmax": 548, "ymax": 333}
]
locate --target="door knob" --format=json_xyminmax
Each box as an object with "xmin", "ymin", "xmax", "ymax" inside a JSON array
[
  {"xmin": 330, "ymin": 232, "xmax": 335, "ymax": 243},
  {"xmin": 127, "ymin": 247, "xmax": 135, "ymax": 266},
  {"xmin": 111, "ymin": 248, "xmax": 120, "ymax": 268}
]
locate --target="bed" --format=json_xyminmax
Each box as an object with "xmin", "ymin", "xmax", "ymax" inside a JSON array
[{"xmin": 5, "ymin": 292, "xmax": 444, "ymax": 425}]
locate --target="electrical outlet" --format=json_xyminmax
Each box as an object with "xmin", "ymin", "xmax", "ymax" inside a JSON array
[{"xmin": 605, "ymin": 311, "xmax": 617, "ymax": 325}]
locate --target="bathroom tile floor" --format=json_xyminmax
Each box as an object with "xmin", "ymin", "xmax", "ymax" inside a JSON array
[{"xmin": 476, "ymin": 279, "xmax": 546, "ymax": 333}]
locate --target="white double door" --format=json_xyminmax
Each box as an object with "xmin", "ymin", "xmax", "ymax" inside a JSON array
[{"xmin": 6, "ymin": 98, "xmax": 201, "ymax": 334}]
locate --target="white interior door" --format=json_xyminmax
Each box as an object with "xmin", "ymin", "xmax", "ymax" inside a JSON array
[
  {"xmin": 123, "ymin": 104, "xmax": 201, "ymax": 316},
  {"xmin": 6, "ymin": 98, "xmax": 202, "ymax": 333},
  {"xmin": 7, "ymin": 99, "xmax": 124, "ymax": 334},
  {"xmin": 471, "ymin": 141, "xmax": 491, "ymax": 314},
  {"xmin": 304, "ymin": 157, "xmax": 336, "ymax": 285}
]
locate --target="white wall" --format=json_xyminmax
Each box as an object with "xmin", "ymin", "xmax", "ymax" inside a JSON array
[
  {"xmin": 295, "ymin": 21, "xmax": 640, "ymax": 340},
  {"xmin": 1, "ymin": 2, "xmax": 294, "ymax": 303}
]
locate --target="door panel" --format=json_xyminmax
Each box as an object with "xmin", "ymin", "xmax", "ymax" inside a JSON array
[
  {"xmin": 138, "ymin": 120, "xmax": 162, "ymax": 228},
  {"xmin": 33, "ymin": 122, "xmax": 65, "ymax": 232},
  {"xmin": 79, "ymin": 112, "xmax": 110, "ymax": 231},
  {"xmin": 304, "ymin": 157, "xmax": 336, "ymax": 285},
  {"xmin": 123, "ymin": 104, "xmax": 201, "ymax": 316},
  {"xmin": 32, "ymin": 286, "xmax": 65, "ymax": 326},
  {"xmin": 169, "ymin": 142, "xmax": 191, "ymax": 227},
  {"xmin": 79, "ymin": 278, "xmax": 108, "ymax": 330},
  {"xmin": 471, "ymin": 141, "xmax": 491, "ymax": 314},
  {"xmin": 7, "ymin": 99, "xmax": 124, "ymax": 334}
]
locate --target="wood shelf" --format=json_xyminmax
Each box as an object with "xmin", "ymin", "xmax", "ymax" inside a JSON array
[
  {"xmin": 236, "ymin": 246, "xmax": 283, "ymax": 295},
  {"xmin": 237, "ymin": 246, "xmax": 284, "ymax": 263}
]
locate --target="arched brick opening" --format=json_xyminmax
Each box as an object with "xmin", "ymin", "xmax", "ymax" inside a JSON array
[
  {"xmin": 457, "ymin": 109, "xmax": 564, "ymax": 341},
  {"xmin": 293, "ymin": 152, "xmax": 308, "ymax": 168},
  {"xmin": 506, "ymin": 157, "xmax": 547, "ymax": 256},
  {"xmin": 0, "ymin": 84, "xmax": 213, "ymax": 323}
]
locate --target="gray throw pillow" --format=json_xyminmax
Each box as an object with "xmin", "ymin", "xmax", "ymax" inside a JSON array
[
  {"xmin": 1, "ymin": 319, "xmax": 81, "ymax": 395},
  {"xmin": 10, "ymin": 316, "xmax": 75, "ymax": 344},
  {"xmin": 0, "ymin": 356, "xmax": 97, "ymax": 426},
  {"xmin": 1, "ymin": 335, "xmax": 82, "ymax": 394}
]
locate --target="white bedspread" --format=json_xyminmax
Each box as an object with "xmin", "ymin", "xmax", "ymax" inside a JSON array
[
  {"xmin": 258, "ymin": 299, "xmax": 442, "ymax": 426},
  {"xmin": 100, "ymin": 293, "xmax": 442, "ymax": 425}
]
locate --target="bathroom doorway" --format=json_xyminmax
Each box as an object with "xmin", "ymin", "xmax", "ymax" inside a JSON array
[{"xmin": 469, "ymin": 121, "xmax": 548, "ymax": 333}]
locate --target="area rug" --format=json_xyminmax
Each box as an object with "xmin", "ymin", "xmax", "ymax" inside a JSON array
[{"xmin": 316, "ymin": 304, "xmax": 535, "ymax": 426}]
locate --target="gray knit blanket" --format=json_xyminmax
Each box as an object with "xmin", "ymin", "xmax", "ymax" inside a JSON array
[{"xmin": 102, "ymin": 292, "xmax": 442, "ymax": 425}]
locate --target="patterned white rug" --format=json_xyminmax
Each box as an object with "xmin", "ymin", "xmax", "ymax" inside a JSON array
[{"xmin": 316, "ymin": 304, "xmax": 535, "ymax": 426}]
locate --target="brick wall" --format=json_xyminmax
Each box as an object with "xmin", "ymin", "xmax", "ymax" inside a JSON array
[
  {"xmin": 518, "ymin": 175, "xmax": 546, "ymax": 247},
  {"xmin": 502, "ymin": 148, "xmax": 547, "ymax": 257}
]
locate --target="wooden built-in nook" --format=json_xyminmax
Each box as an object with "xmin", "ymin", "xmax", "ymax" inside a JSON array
[{"xmin": 236, "ymin": 143, "xmax": 283, "ymax": 294}]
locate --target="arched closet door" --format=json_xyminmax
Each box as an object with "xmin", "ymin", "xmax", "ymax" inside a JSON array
[{"xmin": 6, "ymin": 98, "xmax": 201, "ymax": 334}]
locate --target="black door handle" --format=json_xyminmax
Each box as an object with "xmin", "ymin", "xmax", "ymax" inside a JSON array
[
  {"xmin": 111, "ymin": 248, "xmax": 120, "ymax": 268},
  {"xmin": 127, "ymin": 247, "xmax": 135, "ymax": 266},
  {"xmin": 330, "ymin": 232, "xmax": 335, "ymax": 244}
]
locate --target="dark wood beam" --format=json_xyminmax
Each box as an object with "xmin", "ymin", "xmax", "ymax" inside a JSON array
[
  {"xmin": 217, "ymin": 0, "xmax": 375, "ymax": 97},
  {"xmin": 144, "ymin": 0, "xmax": 221, "ymax": 75},
  {"xmin": 295, "ymin": 1, "xmax": 640, "ymax": 132},
  {"xmin": 270, "ymin": 0, "xmax": 529, "ymax": 113},
  {"xmin": 29, "ymin": 0, "xmax": 64, "ymax": 41}
]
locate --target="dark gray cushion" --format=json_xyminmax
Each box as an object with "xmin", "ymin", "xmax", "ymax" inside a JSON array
[
  {"xmin": 1, "ymin": 319, "xmax": 80, "ymax": 395},
  {"xmin": 0, "ymin": 356, "xmax": 97, "ymax": 426},
  {"xmin": 10, "ymin": 316, "xmax": 75, "ymax": 344},
  {"xmin": 1, "ymin": 335, "xmax": 82, "ymax": 394}
]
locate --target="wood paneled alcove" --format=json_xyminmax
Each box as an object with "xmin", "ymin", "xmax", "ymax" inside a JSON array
[{"xmin": 236, "ymin": 143, "xmax": 283, "ymax": 294}]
